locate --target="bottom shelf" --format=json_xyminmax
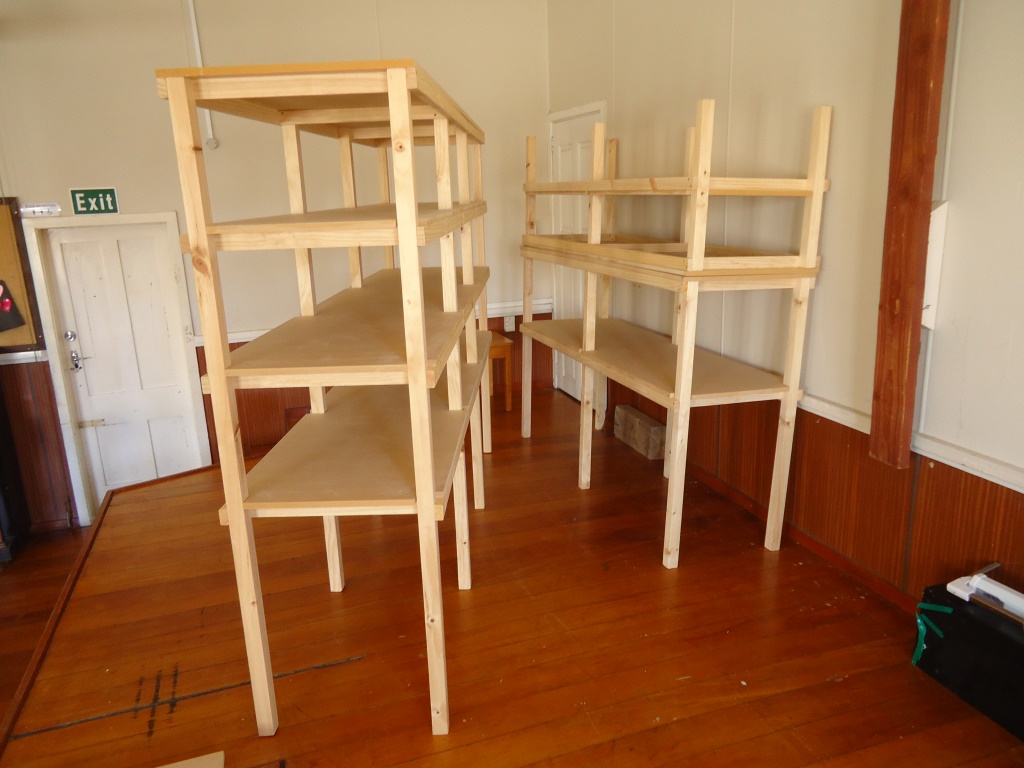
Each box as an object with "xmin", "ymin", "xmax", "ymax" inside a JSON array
[
  {"xmin": 521, "ymin": 318, "xmax": 788, "ymax": 408},
  {"xmin": 232, "ymin": 336, "xmax": 490, "ymax": 519}
]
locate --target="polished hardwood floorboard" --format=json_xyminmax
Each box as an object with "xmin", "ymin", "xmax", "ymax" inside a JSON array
[
  {"xmin": 1, "ymin": 389, "xmax": 1021, "ymax": 766},
  {"xmin": 0, "ymin": 528, "xmax": 88, "ymax": 726}
]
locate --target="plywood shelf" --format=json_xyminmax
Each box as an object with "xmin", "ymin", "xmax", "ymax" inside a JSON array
[
  {"xmin": 219, "ymin": 267, "xmax": 487, "ymax": 389},
  {"xmin": 208, "ymin": 201, "xmax": 486, "ymax": 251},
  {"xmin": 240, "ymin": 348, "xmax": 488, "ymax": 519},
  {"xmin": 522, "ymin": 318, "xmax": 786, "ymax": 409},
  {"xmin": 523, "ymin": 234, "xmax": 815, "ymax": 280}
]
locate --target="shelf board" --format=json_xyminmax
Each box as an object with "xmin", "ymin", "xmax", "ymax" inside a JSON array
[
  {"xmin": 238, "ymin": 344, "xmax": 488, "ymax": 519},
  {"xmin": 207, "ymin": 201, "xmax": 486, "ymax": 251},
  {"xmin": 522, "ymin": 318, "xmax": 787, "ymax": 408},
  {"xmin": 522, "ymin": 234, "xmax": 812, "ymax": 277},
  {"xmin": 221, "ymin": 267, "xmax": 488, "ymax": 389},
  {"xmin": 156, "ymin": 60, "xmax": 485, "ymax": 145}
]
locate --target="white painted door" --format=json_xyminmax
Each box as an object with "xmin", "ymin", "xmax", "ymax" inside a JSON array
[
  {"xmin": 45, "ymin": 222, "xmax": 208, "ymax": 507},
  {"xmin": 549, "ymin": 102, "xmax": 605, "ymax": 401}
]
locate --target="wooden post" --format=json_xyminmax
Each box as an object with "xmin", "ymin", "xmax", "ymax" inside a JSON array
[
  {"xmin": 453, "ymin": 449, "xmax": 471, "ymax": 589},
  {"xmin": 763, "ymin": 105, "xmax": 832, "ymax": 550},
  {"xmin": 870, "ymin": 0, "xmax": 950, "ymax": 468},
  {"xmin": 522, "ymin": 135, "xmax": 537, "ymax": 438},
  {"xmin": 578, "ymin": 122, "xmax": 605, "ymax": 489},
  {"xmin": 377, "ymin": 143, "xmax": 395, "ymax": 269},
  {"xmin": 664, "ymin": 126, "xmax": 697, "ymax": 479},
  {"xmin": 387, "ymin": 66, "xmax": 448, "ymax": 736},
  {"xmin": 472, "ymin": 143, "xmax": 493, "ymax": 455},
  {"xmin": 663, "ymin": 282, "xmax": 699, "ymax": 569},
  {"xmin": 663, "ymin": 101, "xmax": 713, "ymax": 569},
  {"xmin": 166, "ymin": 76, "xmax": 276, "ymax": 736},
  {"xmin": 455, "ymin": 128, "xmax": 483, "ymax": 508},
  {"xmin": 282, "ymin": 125, "xmax": 325, "ymax": 416},
  {"xmin": 338, "ymin": 131, "xmax": 364, "ymax": 288}
]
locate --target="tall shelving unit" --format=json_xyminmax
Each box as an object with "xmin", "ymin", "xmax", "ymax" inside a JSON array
[
  {"xmin": 521, "ymin": 99, "xmax": 831, "ymax": 569},
  {"xmin": 157, "ymin": 60, "xmax": 490, "ymax": 736}
]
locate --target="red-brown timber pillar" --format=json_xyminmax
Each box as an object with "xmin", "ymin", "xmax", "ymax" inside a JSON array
[{"xmin": 870, "ymin": 0, "xmax": 950, "ymax": 468}]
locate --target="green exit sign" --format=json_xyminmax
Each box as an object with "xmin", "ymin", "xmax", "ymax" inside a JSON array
[{"xmin": 70, "ymin": 188, "xmax": 118, "ymax": 215}]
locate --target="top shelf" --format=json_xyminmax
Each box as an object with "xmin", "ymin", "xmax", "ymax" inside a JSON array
[{"xmin": 155, "ymin": 59, "xmax": 484, "ymax": 145}]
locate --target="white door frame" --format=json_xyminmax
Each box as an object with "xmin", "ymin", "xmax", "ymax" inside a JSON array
[{"xmin": 22, "ymin": 213, "xmax": 209, "ymax": 525}]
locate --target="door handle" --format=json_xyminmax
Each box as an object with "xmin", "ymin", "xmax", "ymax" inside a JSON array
[{"xmin": 70, "ymin": 350, "xmax": 83, "ymax": 371}]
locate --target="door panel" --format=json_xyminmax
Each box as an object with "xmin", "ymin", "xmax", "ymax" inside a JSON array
[{"xmin": 46, "ymin": 223, "xmax": 205, "ymax": 505}]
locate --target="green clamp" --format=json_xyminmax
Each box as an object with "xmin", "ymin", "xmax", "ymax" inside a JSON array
[{"xmin": 912, "ymin": 601, "xmax": 954, "ymax": 665}]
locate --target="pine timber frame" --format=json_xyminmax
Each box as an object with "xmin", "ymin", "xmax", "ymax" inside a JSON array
[
  {"xmin": 158, "ymin": 60, "xmax": 490, "ymax": 737},
  {"xmin": 520, "ymin": 99, "xmax": 832, "ymax": 568}
]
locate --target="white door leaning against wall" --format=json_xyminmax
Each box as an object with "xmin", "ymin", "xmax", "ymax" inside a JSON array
[{"xmin": 26, "ymin": 215, "xmax": 209, "ymax": 522}]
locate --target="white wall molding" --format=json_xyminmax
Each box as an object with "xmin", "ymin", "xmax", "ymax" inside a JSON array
[
  {"xmin": 193, "ymin": 329, "xmax": 266, "ymax": 347},
  {"xmin": 912, "ymin": 434, "xmax": 1024, "ymax": 495},
  {"xmin": 799, "ymin": 394, "xmax": 871, "ymax": 434},
  {"xmin": 488, "ymin": 298, "xmax": 553, "ymax": 318}
]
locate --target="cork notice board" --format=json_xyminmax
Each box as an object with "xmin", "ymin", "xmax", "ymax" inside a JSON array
[{"xmin": 0, "ymin": 198, "xmax": 44, "ymax": 352}]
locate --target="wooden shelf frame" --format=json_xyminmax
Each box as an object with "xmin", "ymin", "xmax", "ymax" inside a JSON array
[
  {"xmin": 160, "ymin": 60, "xmax": 490, "ymax": 738},
  {"xmin": 521, "ymin": 99, "xmax": 831, "ymax": 568}
]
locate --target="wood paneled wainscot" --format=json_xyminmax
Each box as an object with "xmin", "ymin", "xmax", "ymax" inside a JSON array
[{"xmin": 0, "ymin": 362, "xmax": 77, "ymax": 533}]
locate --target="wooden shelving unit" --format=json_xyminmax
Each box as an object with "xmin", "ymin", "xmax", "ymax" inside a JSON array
[
  {"xmin": 158, "ymin": 60, "xmax": 490, "ymax": 737},
  {"xmin": 521, "ymin": 99, "xmax": 831, "ymax": 568}
]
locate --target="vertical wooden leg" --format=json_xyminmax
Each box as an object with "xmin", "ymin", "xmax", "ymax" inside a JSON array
[
  {"xmin": 578, "ymin": 365, "xmax": 595, "ymax": 490},
  {"xmin": 226, "ymin": 508, "xmax": 278, "ymax": 736},
  {"xmin": 765, "ymin": 394, "xmax": 798, "ymax": 551},
  {"xmin": 594, "ymin": 374, "xmax": 607, "ymax": 430},
  {"xmin": 488, "ymin": 355, "xmax": 494, "ymax": 398},
  {"xmin": 663, "ymin": 400, "xmax": 693, "ymax": 569},
  {"xmin": 663, "ymin": 413, "xmax": 674, "ymax": 479},
  {"xmin": 765, "ymin": 279, "xmax": 811, "ymax": 551},
  {"xmin": 663, "ymin": 283, "xmax": 700, "ymax": 569},
  {"xmin": 469, "ymin": 396, "xmax": 485, "ymax": 509},
  {"xmin": 454, "ymin": 449, "xmax": 471, "ymax": 590},
  {"xmin": 521, "ymin": 336, "xmax": 533, "ymax": 438},
  {"xmin": 323, "ymin": 516, "xmax": 344, "ymax": 592},
  {"xmin": 416, "ymin": 511, "xmax": 449, "ymax": 734},
  {"xmin": 481, "ymin": 353, "xmax": 493, "ymax": 454},
  {"xmin": 503, "ymin": 347, "xmax": 512, "ymax": 412}
]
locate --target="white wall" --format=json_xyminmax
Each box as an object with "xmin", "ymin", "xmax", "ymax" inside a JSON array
[
  {"xmin": 547, "ymin": 0, "xmax": 899, "ymax": 413},
  {"xmin": 3, "ymin": 0, "xmax": 1021, "ymax": 489},
  {"xmin": 0, "ymin": 0, "xmax": 549, "ymax": 332},
  {"xmin": 915, "ymin": 0, "xmax": 1024, "ymax": 483}
]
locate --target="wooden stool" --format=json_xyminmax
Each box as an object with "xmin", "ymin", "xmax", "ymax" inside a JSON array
[{"xmin": 488, "ymin": 333, "xmax": 513, "ymax": 411}]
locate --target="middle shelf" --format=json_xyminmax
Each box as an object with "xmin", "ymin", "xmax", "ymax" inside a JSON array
[
  {"xmin": 209, "ymin": 266, "xmax": 489, "ymax": 389},
  {"xmin": 208, "ymin": 201, "xmax": 487, "ymax": 251}
]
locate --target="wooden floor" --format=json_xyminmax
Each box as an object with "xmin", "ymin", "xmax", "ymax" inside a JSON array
[
  {"xmin": 0, "ymin": 389, "xmax": 1020, "ymax": 767},
  {"xmin": 0, "ymin": 528, "xmax": 88, "ymax": 727}
]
